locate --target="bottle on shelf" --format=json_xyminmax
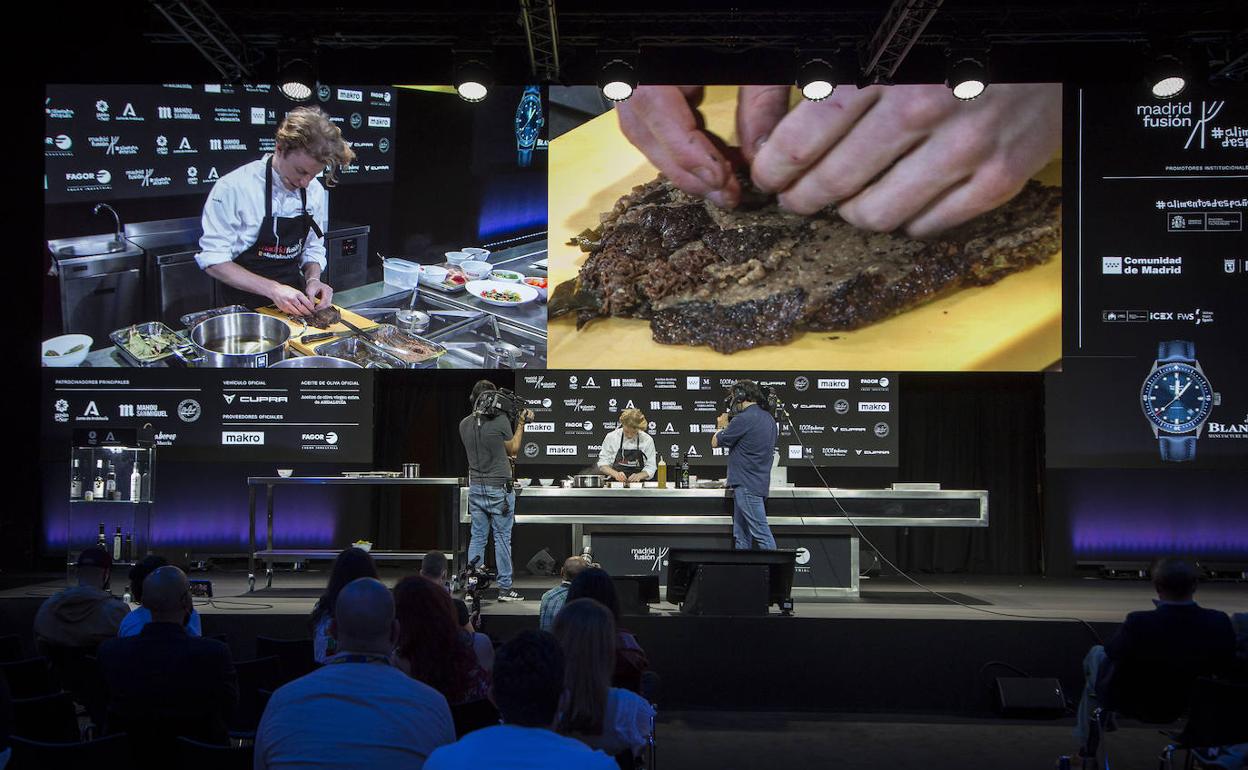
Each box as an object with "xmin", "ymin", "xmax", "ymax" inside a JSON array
[
  {"xmin": 123, "ymin": 533, "xmax": 133, "ymax": 563},
  {"xmin": 106, "ymin": 462, "xmax": 118, "ymax": 501},
  {"xmin": 92, "ymin": 460, "xmax": 106, "ymax": 500},
  {"xmin": 97, "ymin": 522, "xmax": 106, "ymax": 547},
  {"xmin": 141, "ymin": 466, "xmax": 151, "ymax": 501},
  {"xmin": 130, "ymin": 463, "xmax": 142, "ymax": 503},
  {"xmin": 656, "ymin": 457, "xmax": 667, "ymax": 488},
  {"xmin": 112, "ymin": 527, "xmax": 123, "ymax": 562},
  {"xmin": 679, "ymin": 454, "xmax": 690, "ymax": 489},
  {"xmin": 71, "ymin": 459, "xmax": 83, "ymax": 499}
]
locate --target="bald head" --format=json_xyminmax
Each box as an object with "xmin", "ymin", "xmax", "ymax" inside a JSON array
[
  {"xmin": 331, "ymin": 577, "xmax": 398, "ymax": 655},
  {"xmin": 143, "ymin": 566, "xmax": 190, "ymax": 624}
]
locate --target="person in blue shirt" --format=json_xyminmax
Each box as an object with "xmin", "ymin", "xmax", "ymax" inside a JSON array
[
  {"xmin": 711, "ymin": 379, "xmax": 778, "ymax": 550},
  {"xmin": 118, "ymin": 554, "xmax": 202, "ymax": 638}
]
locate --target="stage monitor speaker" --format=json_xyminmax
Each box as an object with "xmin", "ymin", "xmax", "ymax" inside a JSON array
[
  {"xmin": 682, "ymin": 564, "xmax": 769, "ymax": 616},
  {"xmin": 994, "ymin": 677, "xmax": 1066, "ymax": 719},
  {"xmin": 525, "ymin": 548, "xmax": 557, "ymax": 576},
  {"xmin": 611, "ymin": 575, "xmax": 660, "ymax": 616}
]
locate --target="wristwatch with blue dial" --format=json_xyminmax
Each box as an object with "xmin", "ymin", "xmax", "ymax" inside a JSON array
[
  {"xmin": 1139, "ymin": 340, "xmax": 1220, "ymax": 462},
  {"xmin": 515, "ymin": 85, "xmax": 543, "ymax": 167}
]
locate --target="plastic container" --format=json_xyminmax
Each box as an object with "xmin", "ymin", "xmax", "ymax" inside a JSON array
[
  {"xmin": 383, "ymin": 258, "xmax": 422, "ymax": 289},
  {"xmin": 461, "ymin": 260, "xmax": 492, "ymax": 280}
]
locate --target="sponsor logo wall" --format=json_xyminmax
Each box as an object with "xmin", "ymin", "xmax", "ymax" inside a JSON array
[
  {"xmin": 45, "ymin": 83, "xmax": 396, "ymax": 203},
  {"xmin": 43, "ymin": 369, "xmax": 373, "ymax": 463},
  {"xmin": 517, "ymin": 371, "xmax": 898, "ymax": 467},
  {"xmin": 1049, "ymin": 84, "xmax": 1247, "ymax": 468}
]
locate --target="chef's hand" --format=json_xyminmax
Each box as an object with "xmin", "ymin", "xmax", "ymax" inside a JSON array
[
  {"xmin": 616, "ymin": 86, "xmax": 743, "ymax": 209},
  {"xmin": 716, "ymin": 413, "xmax": 731, "ymax": 430},
  {"xmin": 305, "ymin": 278, "xmax": 333, "ymax": 309},
  {"xmin": 627, "ymin": 472, "xmax": 648, "ymax": 483},
  {"xmin": 746, "ymin": 83, "xmax": 1062, "ymax": 238},
  {"xmin": 270, "ymin": 283, "xmax": 317, "ymax": 316}
]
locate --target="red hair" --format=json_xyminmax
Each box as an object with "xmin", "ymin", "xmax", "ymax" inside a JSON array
[{"xmin": 392, "ymin": 576, "xmax": 480, "ymax": 702}]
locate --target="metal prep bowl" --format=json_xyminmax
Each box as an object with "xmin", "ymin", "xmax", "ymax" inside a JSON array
[{"xmin": 269, "ymin": 355, "xmax": 362, "ymax": 369}]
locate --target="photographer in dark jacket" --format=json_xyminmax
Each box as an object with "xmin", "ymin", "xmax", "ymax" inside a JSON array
[
  {"xmin": 712, "ymin": 379, "xmax": 779, "ymax": 550},
  {"xmin": 459, "ymin": 380, "xmax": 533, "ymax": 603}
]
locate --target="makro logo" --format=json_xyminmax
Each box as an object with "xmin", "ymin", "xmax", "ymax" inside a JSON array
[
  {"xmin": 859, "ymin": 402, "xmax": 890, "ymax": 412},
  {"xmin": 367, "ymin": 115, "xmax": 391, "ymax": 128},
  {"xmin": 818, "ymin": 378, "xmax": 849, "ymax": 389},
  {"xmin": 546, "ymin": 445, "xmax": 577, "ymax": 456},
  {"xmin": 526, "ymin": 422, "xmax": 555, "ymax": 433},
  {"xmin": 337, "ymin": 88, "xmax": 363, "ymax": 102},
  {"xmin": 223, "ymin": 431, "xmax": 264, "ymax": 445}
]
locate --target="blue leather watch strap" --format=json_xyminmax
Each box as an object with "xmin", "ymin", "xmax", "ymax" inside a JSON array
[
  {"xmin": 1158, "ymin": 340, "xmax": 1195, "ymax": 362},
  {"xmin": 1159, "ymin": 436, "xmax": 1197, "ymax": 462}
]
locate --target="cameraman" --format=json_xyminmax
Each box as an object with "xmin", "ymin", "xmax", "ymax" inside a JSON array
[
  {"xmin": 459, "ymin": 380, "xmax": 533, "ymax": 603},
  {"xmin": 711, "ymin": 379, "xmax": 778, "ymax": 550}
]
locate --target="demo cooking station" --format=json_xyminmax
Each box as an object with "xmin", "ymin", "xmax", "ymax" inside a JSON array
[{"xmin": 52, "ymin": 219, "xmax": 546, "ymax": 368}]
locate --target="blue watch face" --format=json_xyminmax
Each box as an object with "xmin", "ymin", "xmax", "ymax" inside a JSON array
[
  {"xmin": 1140, "ymin": 363, "xmax": 1214, "ymax": 433},
  {"xmin": 515, "ymin": 93, "xmax": 543, "ymax": 148}
]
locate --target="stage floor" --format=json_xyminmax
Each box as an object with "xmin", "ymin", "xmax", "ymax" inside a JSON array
[{"xmin": 6, "ymin": 567, "xmax": 1246, "ymax": 623}]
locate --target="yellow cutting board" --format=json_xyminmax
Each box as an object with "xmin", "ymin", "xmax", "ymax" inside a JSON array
[
  {"xmin": 547, "ymin": 86, "xmax": 1062, "ymax": 371},
  {"xmin": 255, "ymin": 304, "xmax": 380, "ymax": 357}
]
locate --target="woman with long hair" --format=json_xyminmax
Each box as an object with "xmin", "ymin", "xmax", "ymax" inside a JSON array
[
  {"xmin": 392, "ymin": 576, "xmax": 490, "ymax": 705},
  {"xmin": 309, "ymin": 547, "xmax": 379, "ymax": 663},
  {"xmin": 566, "ymin": 567, "xmax": 650, "ymax": 692},
  {"xmin": 552, "ymin": 598, "xmax": 654, "ymax": 756}
]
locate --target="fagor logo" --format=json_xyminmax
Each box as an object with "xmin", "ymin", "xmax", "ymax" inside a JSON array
[
  {"xmin": 222, "ymin": 431, "xmax": 265, "ymax": 445},
  {"xmin": 795, "ymin": 547, "xmax": 811, "ymax": 566}
]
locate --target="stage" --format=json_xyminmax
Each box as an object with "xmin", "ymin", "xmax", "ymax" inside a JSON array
[{"xmin": 3, "ymin": 567, "xmax": 1244, "ymax": 717}]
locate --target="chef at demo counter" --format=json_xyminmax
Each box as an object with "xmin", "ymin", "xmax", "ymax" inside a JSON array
[
  {"xmin": 597, "ymin": 408, "xmax": 657, "ymax": 483},
  {"xmin": 195, "ymin": 106, "xmax": 356, "ymax": 316}
]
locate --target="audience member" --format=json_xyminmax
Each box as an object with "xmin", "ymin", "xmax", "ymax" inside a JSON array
[
  {"xmin": 1074, "ymin": 557, "xmax": 1236, "ymax": 755},
  {"xmin": 422, "ymin": 551, "xmax": 450, "ymax": 587},
  {"xmin": 553, "ymin": 598, "xmax": 655, "ymax": 757},
  {"xmin": 454, "ymin": 598, "xmax": 495, "ymax": 674},
  {"xmin": 540, "ymin": 556, "xmax": 591, "ymax": 632},
  {"xmin": 309, "ymin": 547, "xmax": 379, "ymax": 663},
  {"xmin": 117, "ymin": 554, "xmax": 202, "ymax": 638},
  {"xmin": 33, "ymin": 546, "xmax": 130, "ymax": 652},
  {"xmin": 96, "ymin": 566, "xmax": 237, "ymax": 761},
  {"xmin": 425, "ymin": 630, "xmax": 617, "ymax": 770},
  {"xmin": 255, "ymin": 577, "xmax": 455, "ymax": 770},
  {"xmin": 393, "ymin": 576, "xmax": 490, "ymax": 705},
  {"xmin": 567, "ymin": 567, "xmax": 650, "ymax": 692}
]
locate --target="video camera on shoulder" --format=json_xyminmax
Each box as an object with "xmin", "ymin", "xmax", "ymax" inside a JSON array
[
  {"xmin": 723, "ymin": 380, "xmax": 783, "ymax": 419},
  {"xmin": 473, "ymin": 387, "xmax": 521, "ymax": 426}
]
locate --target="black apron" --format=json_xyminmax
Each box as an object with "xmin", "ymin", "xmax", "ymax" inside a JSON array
[
  {"xmin": 611, "ymin": 430, "xmax": 646, "ymax": 475},
  {"xmin": 215, "ymin": 157, "xmax": 323, "ymax": 309}
]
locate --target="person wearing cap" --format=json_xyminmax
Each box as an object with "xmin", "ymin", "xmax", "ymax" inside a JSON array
[{"xmin": 33, "ymin": 546, "xmax": 130, "ymax": 652}]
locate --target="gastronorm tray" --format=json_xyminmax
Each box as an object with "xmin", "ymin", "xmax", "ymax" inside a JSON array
[
  {"xmin": 109, "ymin": 322, "xmax": 187, "ymax": 367},
  {"xmin": 362, "ymin": 323, "xmax": 447, "ymax": 368}
]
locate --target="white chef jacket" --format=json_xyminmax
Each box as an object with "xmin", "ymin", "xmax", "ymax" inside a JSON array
[
  {"xmin": 195, "ymin": 155, "xmax": 328, "ymax": 271},
  {"xmin": 597, "ymin": 428, "xmax": 657, "ymax": 479}
]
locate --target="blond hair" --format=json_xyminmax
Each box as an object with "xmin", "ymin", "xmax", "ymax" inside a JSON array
[
  {"xmin": 275, "ymin": 106, "xmax": 357, "ymax": 187},
  {"xmin": 619, "ymin": 408, "xmax": 647, "ymax": 431}
]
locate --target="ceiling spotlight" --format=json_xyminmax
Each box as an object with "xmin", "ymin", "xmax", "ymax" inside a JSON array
[
  {"xmin": 278, "ymin": 57, "xmax": 316, "ymax": 102},
  {"xmin": 598, "ymin": 58, "xmax": 637, "ymax": 102},
  {"xmin": 453, "ymin": 57, "xmax": 493, "ymax": 103},
  {"xmin": 796, "ymin": 57, "xmax": 837, "ymax": 101},
  {"xmin": 946, "ymin": 56, "xmax": 988, "ymax": 101},
  {"xmin": 1149, "ymin": 54, "xmax": 1187, "ymax": 99}
]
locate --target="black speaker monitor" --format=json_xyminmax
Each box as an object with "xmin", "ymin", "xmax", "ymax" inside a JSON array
[
  {"xmin": 611, "ymin": 574, "xmax": 660, "ymax": 616},
  {"xmin": 665, "ymin": 548, "xmax": 798, "ymax": 616}
]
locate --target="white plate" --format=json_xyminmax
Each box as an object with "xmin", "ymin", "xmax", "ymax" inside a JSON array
[{"xmin": 465, "ymin": 280, "xmax": 538, "ymax": 307}]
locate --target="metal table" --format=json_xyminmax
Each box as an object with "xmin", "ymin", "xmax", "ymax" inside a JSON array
[{"xmin": 247, "ymin": 476, "xmax": 463, "ymax": 591}]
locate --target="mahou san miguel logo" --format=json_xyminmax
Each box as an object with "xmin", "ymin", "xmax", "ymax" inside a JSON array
[{"xmin": 1135, "ymin": 99, "xmax": 1244, "ymax": 150}]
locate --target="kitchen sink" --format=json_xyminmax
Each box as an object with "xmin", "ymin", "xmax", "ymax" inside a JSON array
[{"xmin": 56, "ymin": 239, "xmax": 131, "ymax": 257}]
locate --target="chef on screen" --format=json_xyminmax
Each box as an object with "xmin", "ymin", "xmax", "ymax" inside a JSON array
[
  {"xmin": 596, "ymin": 408, "xmax": 658, "ymax": 484},
  {"xmin": 195, "ymin": 106, "xmax": 356, "ymax": 315}
]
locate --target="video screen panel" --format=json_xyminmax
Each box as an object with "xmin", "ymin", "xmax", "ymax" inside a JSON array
[
  {"xmin": 1048, "ymin": 84, "xmax": 1247, "ymax": 469},
  {"xmin": 546, "ymin": 84, "xmax": 1063, "ymax": 371},
  {"xmin": 44, "ymin": 83, "xmax": 396, "ymax": 202},
  {"xmin": 516, "ymin": 370, "xmax": 899, "ymax": 467}
]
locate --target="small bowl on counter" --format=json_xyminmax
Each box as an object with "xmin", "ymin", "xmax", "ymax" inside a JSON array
[
  {"xmin": 461, "ymin": 260, "xmax": 493, "ymax": 280},
  {"xmin": 277, "ymin": 469, "xmax": 294, "ymax": 478},
  {"xmin": 539, "ymin": 478, "xmax": 554, "ymax": 486},
  {"xmin": 516, "ymin": 478, "xmax": 532, "ymax": 487},
  {"xmin": 461, "ymin": 247, "xmax": 491, "ymax": 260},
  {"xmin": 420, "ymin": 265, "xmax": 449, "ymax": 286},
  {"xmin": 490, "ymin": 269, "xmax": 523, "ymax": 283},
  {"xmin": 444, "ymin": 251, "xmax": 471, "ymax": 265},
  {"xmin": 522, "ymin": 276, "xmax": 548, "ymax": 302},
  {"xmin": 42, "ymin": 334, "xmax": 93, "ymax": 367}
]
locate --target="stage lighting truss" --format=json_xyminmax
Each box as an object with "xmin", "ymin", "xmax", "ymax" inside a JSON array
[
  {"xmin": 796, "ymin": 56, "xmax": 837, "ymax": 101},
  {"xmin": 277, "ymin": 56, "xmax": 316, "ymax": 102},
  {"xmin": 454, "ymin": 56, "xmax": 494, "ymax": 102},
  {"xmin": 1149, "ymin": 53, "xmax": 1187, "ymax": 99},
  {"xmin": 946, "ymin": 54, "xmax": 988, "ymax": 100},
  {"xmin": 598, "ymin": 57, "xmax": 638, "ymax": 102}
]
